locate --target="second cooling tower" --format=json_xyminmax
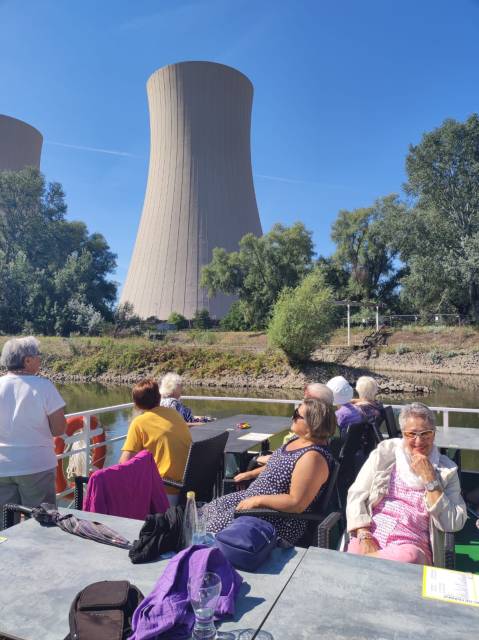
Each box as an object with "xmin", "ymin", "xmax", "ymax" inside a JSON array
[{"xmin": 121, "ymin": 61, "xmax": 262, "ymax": 319}]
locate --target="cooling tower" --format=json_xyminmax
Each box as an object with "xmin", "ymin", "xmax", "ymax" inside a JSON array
[
  {"xmin": 121, "ymin": 61, "xmax": 262, "ymax": 319},
  {"xmin": 0, "ymin": 115, "xmax": 42, "ymax": 171}
]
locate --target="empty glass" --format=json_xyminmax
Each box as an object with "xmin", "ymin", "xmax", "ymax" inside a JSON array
[{"xmin": 188, "ymin": 571, "xmax": 222, "ymax": 639}]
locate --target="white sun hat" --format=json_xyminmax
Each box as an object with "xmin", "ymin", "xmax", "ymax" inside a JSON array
[{"xmin": 326, "ymin": 375, "xmax": 354, "ymax": 405}]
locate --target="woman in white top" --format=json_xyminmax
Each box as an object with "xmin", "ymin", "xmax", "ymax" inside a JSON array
[{"xmin": 0, "ymin": 337, "xmax": 66, "ymax": 514}]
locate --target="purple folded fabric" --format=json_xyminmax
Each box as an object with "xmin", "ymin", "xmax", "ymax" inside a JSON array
[{"xmin": 130, "ymin": 545, "xmax": 243, "ymax": 640}]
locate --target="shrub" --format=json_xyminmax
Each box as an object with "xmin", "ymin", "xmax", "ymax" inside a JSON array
[
  {"xmin": 267, "ymin": 270, "xmax": 336, "ymax": 362},
  {"xmin": 220, "ymin": 301, "xmax": 251, "ymax": 331},
  {"xmin": 192, "ymin": 308, "xmax": 212, "ymax": 329},
  {"xmin": 168, "ymin": 312, "xmax": 188, "ymax": 330},
  {"xmin": 395, "ymin": 344, "xmax": 411, "ymax": 355},
  {"xmin": 430, "ymin": 349, "xmax": 443, "ymax": 364}
]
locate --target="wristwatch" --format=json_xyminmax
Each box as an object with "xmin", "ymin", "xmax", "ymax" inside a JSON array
[{"xmin": 424, "ymin": 478, "xmax": 440, "ymax": 492}]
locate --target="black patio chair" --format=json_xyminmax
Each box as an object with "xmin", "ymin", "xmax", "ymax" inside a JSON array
[
  {"xmin": 384, "ymin": 405, "xmax": 401, "ymax": 438},
  {"xmin": 230, "ymin": 458, "xmax": 342, "ymax": 549},
  {"xmin": 336, "ymin": 420, "xmax": 380, "ymax": 511},
  {"xmin": 163, "ymin": 431, "xmax": 229, "ymax": 505}
]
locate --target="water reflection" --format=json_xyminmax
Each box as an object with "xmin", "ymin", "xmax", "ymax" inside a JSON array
[{"xmin": 56, "ymin": 375, "xmax": 479, "ymax": 470}]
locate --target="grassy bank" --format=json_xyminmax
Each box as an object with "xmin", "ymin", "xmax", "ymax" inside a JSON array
[{"xmin": 0, "ymin": 336, "xmax": 291, "ymax": 381}]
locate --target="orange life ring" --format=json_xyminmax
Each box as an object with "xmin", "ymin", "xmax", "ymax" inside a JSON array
[{"xmin": 54, "ymin": 416, "xmax": 106, "ymax": 495}]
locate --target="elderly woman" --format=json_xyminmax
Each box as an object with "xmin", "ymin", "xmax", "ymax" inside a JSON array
[
  {"xmin": 120, "ymin": 378, "xmax": 192, "ymax": 505},
  {"xmin": 0, "ymin": 337, "xmax": 66, "ymax": 514},
  {"xmin": 335, "ymin": 375, "xmax": 385, "ymax": 437},
  {"xmin": 159, "ymin": 372, "xmax": 213, "ymax": 423},
  {"xmin": 201, "ymin": 398, "xmax": 336, "ymax": 545},
  {"xmin": 346, "ymin": 402, "xmax": 466, "ymax": 566}
]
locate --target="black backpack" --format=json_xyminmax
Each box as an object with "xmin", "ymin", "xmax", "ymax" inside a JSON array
[{"xmin": 65, "ymin": 580, "xmax": 144, "ymax": 640}]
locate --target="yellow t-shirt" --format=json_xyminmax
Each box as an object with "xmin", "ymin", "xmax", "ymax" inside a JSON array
[{"xmin": 122, "ymin": 407, "xmax": 192, "ymax": 494}]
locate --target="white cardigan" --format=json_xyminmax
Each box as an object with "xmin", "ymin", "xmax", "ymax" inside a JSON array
[{"xmin": 346, "ymin": 438, "xmax": 467, "ymax": 566}]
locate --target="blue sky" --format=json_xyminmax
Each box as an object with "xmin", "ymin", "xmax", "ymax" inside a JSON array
[{"xmin": 1, "ymin": 0, "xmax": 479, "ymax": 293}]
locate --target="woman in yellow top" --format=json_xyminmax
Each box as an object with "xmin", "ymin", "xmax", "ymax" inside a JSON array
[{"xmin": 119, "ymin": 378, "xmax": 192, "ymax": 504}]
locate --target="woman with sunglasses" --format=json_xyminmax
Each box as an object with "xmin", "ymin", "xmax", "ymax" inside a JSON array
[
  {"xmin": 200, "ymin": 398, "xmax": 336, "ymax": 545},
  {"xmin": 347, "ymin": 402, "xmax": 466, "ymax": 566}
]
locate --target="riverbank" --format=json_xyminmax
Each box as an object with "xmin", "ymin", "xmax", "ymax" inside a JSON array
[{"xmin": 0, "ymin": 336, "xmax": 429, "ymax": 395}]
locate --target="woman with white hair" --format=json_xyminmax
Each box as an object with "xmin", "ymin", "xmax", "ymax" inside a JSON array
[
  {"xmin": 159, "ymin": 372, "xmax": 214, "ymax": 423},
  {"xmin": 346, "ymin": 402, "xmax": 466, "ymax": 566},
  {"xmin": 333, "ymin": 375, "xmax": 385, "ymax": 437},
  {"xmin": 0, "ymin": 337, "xmax": 66, "ymax": 515}
]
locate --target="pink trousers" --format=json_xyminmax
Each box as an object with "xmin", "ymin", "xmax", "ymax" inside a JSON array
[{"xmin": 347, "ymin": 537, "xmax": 428, "ymax": 564}]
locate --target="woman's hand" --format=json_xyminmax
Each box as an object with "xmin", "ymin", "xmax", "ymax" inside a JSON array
[
  {"xmin": 234, "ymin": 471, "xmax": 254, "ymax": 483},
  {"xmin": 358, "ymin": 537, "xmax": 380, "ymax": 555},
  {"xmin": 236, "ymin": 496, "xmax": 261, "ymax": 510},
  {"xmin": 410, "ymin": 453, "xmax": 436, "ymax": 483}
]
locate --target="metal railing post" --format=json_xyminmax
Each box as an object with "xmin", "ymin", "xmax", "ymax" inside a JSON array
[
  {"xmin": 83, "ymin": 415, "xmax": 91, "ymax": 474},
  {"xmin": 443, "ymin": 410, "xmax": 449, "ymax": 430}
]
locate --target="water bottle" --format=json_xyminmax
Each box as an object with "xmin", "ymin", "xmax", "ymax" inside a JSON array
[{"xmin": 182, "ymin": 490, "xmax": 198, "ymax": 547}]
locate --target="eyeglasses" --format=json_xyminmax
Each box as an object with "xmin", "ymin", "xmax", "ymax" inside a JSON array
[
  {"xmin": 403, "ymin": 429, "xmax": 435, "ymax": 440},
  {"xmin": 292, "ymin": 407, "xmax": 304, "ymax": 422}
]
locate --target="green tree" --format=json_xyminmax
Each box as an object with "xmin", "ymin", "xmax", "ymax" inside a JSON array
[
  {"xmin": 268, "ymin": 270, "xmax": 336, "ymax": 362},
  {"xmin": 201, "ymin": 222, "xmax": 314, "ymax": 329},
  {"xmin": 0, "ymin": 167, "xmax": 117, "ymax": 334},
  {"xmin": 329, "ymin": 195, "xmax": 405, "ymax": 307},
  {"xmin": 192, "ymin": 308, "xmax": 212, "ymax": 329},
  {"xmin": 396, "ymin": 114, "xmax": 479, "ymax": 319},
  {"xmin": 168, "ymin": 311, "xmax": 188, "ymax": 329},
  {"xmin": 220, "ymin": 300, "xmax": 251, "ymax": 331}
]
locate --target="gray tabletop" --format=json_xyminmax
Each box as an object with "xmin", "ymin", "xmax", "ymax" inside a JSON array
[
  {"xmin": 260, "ymin": 547, "xmax": 478, "ymax": 640},
  {"xmin": 434, "ymin": 426, "xmax": 479, "ymax": 451},
  {"xmin": 0, "ymin": 508, "xmax": 305, "ymax": 640},
  {"xmin": 190, "ymin": 414, "xmax": 291, "ymax": 454}
]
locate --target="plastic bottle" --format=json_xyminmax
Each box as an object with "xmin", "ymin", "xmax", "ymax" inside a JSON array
[{"xmin": 182, "ymin": 490, "xmax": 198, "ymax": 547}]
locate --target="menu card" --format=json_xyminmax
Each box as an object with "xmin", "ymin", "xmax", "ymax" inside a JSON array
[
  {"xmin": 423, "ymin": 566, "xmax": 479, "ymax": 607},
  {"xmin": 238, "ymin": 432, "xmax": 273, "ymax": 441}
]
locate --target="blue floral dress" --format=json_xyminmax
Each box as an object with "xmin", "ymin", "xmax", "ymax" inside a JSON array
[{"xmin": 202, "ymin": 437, "xmax": 334, "ymax": 545}]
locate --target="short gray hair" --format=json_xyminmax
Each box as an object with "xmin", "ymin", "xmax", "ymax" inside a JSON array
[
  {"xmin": 1, "ymin": 336, "xmax": 41, "ymax": 371},
  {"xmin": 159, "ymin": 372, "xmax": 182, "ymax": 397},
  {"xmin": 305, "ymin": 383, "xmax": 334, "ymax": 405},
  {"xmin": 356, "ymin": 376, "xmax": 378, "ymax": 402},
  {"xmin": 398, "ymin": 402, "xmax": 436, "ymax": 431}
]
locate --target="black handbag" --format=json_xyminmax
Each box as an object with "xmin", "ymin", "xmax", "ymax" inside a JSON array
[{"xmin": 65, "ymin": 580, "xmax": 143, "ymax": 640}]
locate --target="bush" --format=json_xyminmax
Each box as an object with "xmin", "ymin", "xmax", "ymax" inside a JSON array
[
  {"xmin": 395, "ymin": 344, "xmax": 411, "ymax": 355},
  {"xmin": 267, "ymin": 271, "xmax": 336, "ymax": 362},
  {"xmin": 192, "ymin": 308, "xmax": 212, "ymax": 329},
  {"xmin": 220, "ymin": 301, "xmax": 251, "ymax": 331},
  {"xmin": 430, "ymin": 349, "xmax": 443, "ymax": 364},
  {"xmin": 168, "ymin": 312, "xmax": 188, "ymax": 330}
]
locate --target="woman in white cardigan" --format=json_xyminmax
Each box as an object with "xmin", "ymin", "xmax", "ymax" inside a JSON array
[{"xmin": 346, "ymin": 403, "xmax": 466, "ymax": 566}]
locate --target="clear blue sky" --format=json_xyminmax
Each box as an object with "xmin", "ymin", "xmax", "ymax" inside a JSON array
[{"xmin": 1, "ymin": 0, "xmax": 478, "ymax": 293}]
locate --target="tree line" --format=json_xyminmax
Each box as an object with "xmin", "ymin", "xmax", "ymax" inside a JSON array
[{"xmin": 200, "ymin": 114, "xmax": 479, "ymax": 358}]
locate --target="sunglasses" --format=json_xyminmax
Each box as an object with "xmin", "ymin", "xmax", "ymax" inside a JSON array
[
  {"xmin": 292, "ymin": 407, "xmax": 304, "ymax": 422},
  {"xmin": 403, "ymin": 429, "xmax": 435, "ymax": 440}
]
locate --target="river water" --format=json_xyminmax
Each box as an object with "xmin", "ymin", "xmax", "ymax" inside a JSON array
[{"xmin": 56, "ymin": 371, "xmax": 479, "ymax": 473}]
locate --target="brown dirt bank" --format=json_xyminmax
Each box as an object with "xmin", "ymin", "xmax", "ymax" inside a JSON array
[{"xmin": 315, "ymin": 346, "xmax": 479, "ymax": 378}]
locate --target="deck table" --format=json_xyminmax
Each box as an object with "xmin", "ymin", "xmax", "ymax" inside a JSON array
[
  {"xmin": 259, "ymin": 546, "xmax": 477, "ymax": 640},
  {"xmin": 190, "ymin": 413, "xmax": 291, "ymax": 471},
  {"xmin": 0, "ymin": 508, "xmax": 305, "ymax": 640}
]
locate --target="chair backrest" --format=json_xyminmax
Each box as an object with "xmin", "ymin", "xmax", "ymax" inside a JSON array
[
  {"xmin": 384, "ymin": 405, "xmax": 401, "ymax": 438},
  {"xmin": 316, "ymin": 458, "xmax": 340, "ymax": 514},
  {"xmin": 336, "ymin": 421, "xmax": 378, "ymax": 510},
  {"xmin": 179, "ymin": 431, "xmax": 229, "ymax": 504}
]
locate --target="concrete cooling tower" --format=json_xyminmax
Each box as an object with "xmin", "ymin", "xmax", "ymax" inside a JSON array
[
  {"xmin": 121, "ymin": 61, "xmax": 262, "ymax": 319},
  {"xmin": 0, "ymin": 114, "xmax": 42, "ymax": 171}
]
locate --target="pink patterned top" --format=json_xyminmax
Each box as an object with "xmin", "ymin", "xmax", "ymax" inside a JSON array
[{"xmin": 370, "ymin": 466, "xmax": 432, "ymax": 564}]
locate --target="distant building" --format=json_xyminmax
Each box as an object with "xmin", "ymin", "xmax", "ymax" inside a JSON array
[
  {"xmin": 121, "ymin": 61, "xmax": 262, "ymax": 319},
  {"xmin": 0, "ymin": 114, "xmax": 42, "ymax": 171}
]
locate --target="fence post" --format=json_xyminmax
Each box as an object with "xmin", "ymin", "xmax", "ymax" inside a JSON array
[
  {"xmin": 83, "ymin": 415, "xmax": 91, "ymax": 474},
  {"xmin": 347, "ymin": 303, "xmax": 351, "ymax": 346},
  {"xmin": 443, "ymin": 410, "xmax": 449, "ymax": 430}
]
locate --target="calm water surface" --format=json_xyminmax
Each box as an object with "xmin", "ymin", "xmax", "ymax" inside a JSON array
[{"xmin": 56, "ymin": 372, "xmax": 479, "ymax": 470}]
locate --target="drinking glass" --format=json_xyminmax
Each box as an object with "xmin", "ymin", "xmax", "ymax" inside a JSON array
[{"xmin": 188, "ymin": 571, "xmax": 222, "ymax": 639}]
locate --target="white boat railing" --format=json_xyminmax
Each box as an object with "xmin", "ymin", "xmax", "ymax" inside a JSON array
[{"xmin": 57, "ymin": 396, "xmax": 479, "ymax": 498}]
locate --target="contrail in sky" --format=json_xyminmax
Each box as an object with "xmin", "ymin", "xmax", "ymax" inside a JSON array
[
  {"xmin": 255, "ymin": 173, "xmax": 347, "ymax": 189},
  {"xmin": 46, "ymin": 141, "xmax": 138, "ymax": 157}
]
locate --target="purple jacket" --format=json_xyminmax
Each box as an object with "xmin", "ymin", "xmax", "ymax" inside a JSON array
[
  {"xmin": 83, "ymin": 450, "xmax": 169, "ymax": 519},
  {"xmin": 130, "ymin": 545, "xmax": 243, "ymax": 640},
  {"xmin": 336, "ymin": 402, "xmax": 385, "ymax": 437}
]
